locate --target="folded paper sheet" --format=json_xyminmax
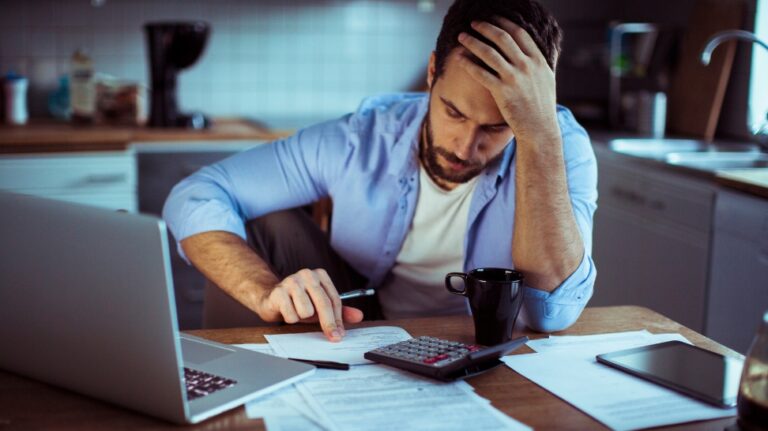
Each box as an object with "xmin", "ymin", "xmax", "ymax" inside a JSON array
[{"xmin": 504, "ymin": 331, "xmax": 736, "ymax": 431}]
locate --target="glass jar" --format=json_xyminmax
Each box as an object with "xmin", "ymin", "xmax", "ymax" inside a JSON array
[{"xmin": 738, "ymin": 310, "xmax": 768, "ymax": 431}]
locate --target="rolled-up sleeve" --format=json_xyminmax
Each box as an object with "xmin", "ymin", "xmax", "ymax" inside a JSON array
[
  {"xmin": 162, "ymin": 116, "xmax": 352, "ymax": 262},
  {"xmin": 522, "ymin": 112, "xmax": 598, "ymax": 332}
]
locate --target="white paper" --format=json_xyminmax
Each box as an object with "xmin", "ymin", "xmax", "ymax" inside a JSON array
[
  {"xmin": 236, "ymin": 343, "xmax": 278, "ymax": 356},
  {"xmin": 265, "ymin": 326, "xmax": 412, "ymax": 365},
  {"xmin": 296, "ymin": 365, "xmax": 531, "ymax": 431},
  {"xmin": 504, "ymin": 332, "xmax": 737, "ymax": 431},
  {"xmin": 525, "ymin": 330, "xmax": 653, "ymax": 354},
  {"xmin": 238, "ymin": 343, "xmax": 330, "ymax": 430}
]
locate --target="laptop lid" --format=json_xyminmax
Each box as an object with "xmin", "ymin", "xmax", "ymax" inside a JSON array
[{"xmin": 0, "ymin": 192, "xmax": 188, "ymax": 423}]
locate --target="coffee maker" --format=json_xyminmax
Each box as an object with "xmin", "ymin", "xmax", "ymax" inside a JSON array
[{"xmin": 144, "ymin": 21, "xmax": 210, "ymax": 129}]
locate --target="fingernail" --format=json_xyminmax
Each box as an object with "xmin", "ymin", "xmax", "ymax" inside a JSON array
[
  {"xmin": 331, "ymin": 329, "xmax": 341, "ymax": 339},
  {"xmin": 339, "ymin": 327, "xmax": 346, "ymax": 336},
  {"xmin": 458, "ymin": 32, "xmax": 467, "ymax": 42}
]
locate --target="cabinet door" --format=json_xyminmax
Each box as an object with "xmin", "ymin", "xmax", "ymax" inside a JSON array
[
  {"xmin": 706, "ymin": 189, "xmax": 768, "ymax": 353},
  {"xmin": 137, "ymin": 149, "xmax": 252, "ymax": 330},
  {"xmin": 593, "ymin": 205, "xmax": 710, "ymax": 331},
  {"xmin": 0, "ymin": 151, "xmax": 136, "ymax": 212},
  {"xmin": 591, "ymin": 156, "xmax": 714, "ymax": 331}
]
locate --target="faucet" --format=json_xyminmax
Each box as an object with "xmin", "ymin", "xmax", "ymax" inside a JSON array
[{"xmin": 701, "ymin": 30, "xmax": 768, "ymax": 149}]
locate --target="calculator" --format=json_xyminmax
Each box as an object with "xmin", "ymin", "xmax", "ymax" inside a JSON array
[{"xmin": 364, "ymin": 335, "xmax": 529, "ymax": 381}]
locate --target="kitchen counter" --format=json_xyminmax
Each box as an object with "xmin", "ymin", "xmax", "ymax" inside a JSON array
[
  {"xmin": 589, "ymin": 131, "xmax": 768, "ymax": 200},
  {"xmin": 716, "ymin": 169, "xmax": 768, "ymax": 199},
  {"xmin": 0, "ymin": 119, "xmax": 292, "ymax": 153}
]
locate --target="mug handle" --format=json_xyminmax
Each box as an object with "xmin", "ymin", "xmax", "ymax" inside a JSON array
[{"xmin": 445, "ymin": 272, "xmax": 468, "ymax": 296}]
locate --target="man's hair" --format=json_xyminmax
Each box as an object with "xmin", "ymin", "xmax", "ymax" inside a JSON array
[{"xmin": 433, "ymin": 0, "xmax": 562, "ymax": 80}]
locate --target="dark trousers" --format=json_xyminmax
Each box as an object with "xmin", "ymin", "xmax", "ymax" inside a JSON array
[{"xmin": 202, "ymin": 208, "xmax": 382, "ymax": 328}]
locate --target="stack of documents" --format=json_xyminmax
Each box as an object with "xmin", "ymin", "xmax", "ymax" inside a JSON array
[
  {"xmin": 502, "ymin": 330, "xmax": 737, "ymax": 431},
  {"xmin": 238, "ymin": 326, "xmax": 531, "ymax": 431}
]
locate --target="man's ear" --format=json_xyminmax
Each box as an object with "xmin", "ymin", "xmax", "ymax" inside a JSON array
[{"xmin": 426, "ymin": 51, "xmax": 436, "ymax": 89}]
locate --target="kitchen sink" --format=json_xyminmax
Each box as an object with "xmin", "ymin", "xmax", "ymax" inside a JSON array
[
  {"xmin": 608, "ymin": 138, "xmax": 758, "ymax": 158},
  {"xmin": 665, "ymin": 152, "xmax": 768, "ymax": 171}
]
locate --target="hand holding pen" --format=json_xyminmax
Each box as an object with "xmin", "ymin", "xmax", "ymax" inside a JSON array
[{"xmin": 257, "ymin": 267, "xmax": 376, "ymax": 343}]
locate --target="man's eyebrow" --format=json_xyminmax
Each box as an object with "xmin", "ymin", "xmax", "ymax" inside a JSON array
[{"xmin": 439, "ymin": 96, "xmax": 508, "ymax": 128}]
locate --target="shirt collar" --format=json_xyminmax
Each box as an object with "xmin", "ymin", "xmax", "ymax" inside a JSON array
[
  {"xmin": 388, "ymin": 96, "xmax": 428, "ymax": 176},
  {"xmin": 494, "ymin": 137, "xmax": 516, "ymax": 180}
]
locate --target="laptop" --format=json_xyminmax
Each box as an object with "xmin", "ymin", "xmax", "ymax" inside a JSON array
[{"xmin": 0, "ymin": 191, "xmax": 315, "ymax": 424}]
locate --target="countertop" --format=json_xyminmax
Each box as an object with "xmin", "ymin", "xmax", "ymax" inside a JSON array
[
  {"xmin": 589, "ymin": 131, "xmax": 768, "ymax": 200},
  {"xmin": 2, "ymin": 122, "xmax": 766, "ymax": 199},
  {"xmin": 715, "ymin": 169, "xmax": 768, "ymax": 199},
  {"xmin": 0, "ymin": 119, "xmax": 292, "ymax": 153}
]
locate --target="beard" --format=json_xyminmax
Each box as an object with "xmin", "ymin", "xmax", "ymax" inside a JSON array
[{"xmin": 420, "ymin": 107, "xmax": 501, "ymax": 185}]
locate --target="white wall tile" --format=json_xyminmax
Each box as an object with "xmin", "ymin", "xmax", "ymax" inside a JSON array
[{"xmin": 5, "ymin": 0, "xmax": 449, "ymax": 123}]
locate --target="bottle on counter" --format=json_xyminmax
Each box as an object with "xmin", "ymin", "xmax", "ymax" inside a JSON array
[
  {"xmin": 69, "ymin": 49, "xmax": 95, "ymax": 124},
  {"xmin": 737, "ymin": 310, "xmax": 768, "ymax": 431},
  {"xmin": 3, "ymin": 72, "xmax": 28, "ymax": 125}
]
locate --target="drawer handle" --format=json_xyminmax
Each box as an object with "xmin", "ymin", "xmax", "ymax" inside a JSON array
[
  {"xmin": 84, "ymin": 173, "xmax": 128, "ymax": 184},
  {"xmin": 649, "ymin": 200, "xmax": 666, "ymax": 211},
  {"xmin": 610, "ymin": 186, "xmax": 646, "ymax": 205}
]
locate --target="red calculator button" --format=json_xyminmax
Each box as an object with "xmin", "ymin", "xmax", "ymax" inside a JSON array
[
  {"xmin": 467, "ymin": 345, "xmax": 481, "ymax": 352},
  {"xmin": 423, "ymin": 357, "xmax": 438, "ymax": 364}
]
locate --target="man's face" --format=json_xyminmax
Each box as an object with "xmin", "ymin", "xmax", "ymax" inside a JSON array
[{"xmin": 421, "ymin": 50, "xmax": 515, "ymax": 187}]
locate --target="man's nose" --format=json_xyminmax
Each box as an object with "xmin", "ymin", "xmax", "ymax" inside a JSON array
[{"xmin": 454, "ymin": 127, "xmax": 480, "ymax": 161}]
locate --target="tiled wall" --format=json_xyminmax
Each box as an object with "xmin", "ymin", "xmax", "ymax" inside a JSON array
[{"xmin": 0, "ymin": 0, "xmax": 449, "ymax": 129}]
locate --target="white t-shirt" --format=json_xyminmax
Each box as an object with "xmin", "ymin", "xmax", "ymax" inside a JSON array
[{"xmin": 377, "ymin": 165, "xmax": 479, "ymax": 319}]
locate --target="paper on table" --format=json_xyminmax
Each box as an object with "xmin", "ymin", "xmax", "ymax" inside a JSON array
[
  {"xmin": 503, "ymin": 332, "xmax": 736, "ymax": 431},
  {"xmin": 296, "ymin": 364, "xmax": 531, "ymax": 431},
  {"xmin": 238, "ymin": 343, "xmax": 330, "ymax": 430},
  {"xmin": 236, "ymin": 343, "xmax": 278, "ymax": 356},
  {"xmin": 265, "ymin": 326, "xmax": 412, "ymax": 365},
  {"xmin": 525, "ymin": 330, "xmax": 654, "ymax": 355}
]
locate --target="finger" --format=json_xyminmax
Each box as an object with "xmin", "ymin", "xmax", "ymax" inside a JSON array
[
  {"xmin": 470, "ymin": 21, "xmax": 526, "ymax": 66},
  {"xmin": 304, "ymin": 282, "xmax": 342, "ymax": 341},
  {"xmin": 314, "ymin": 269, "xmax": 344, "ymax": 334},
  {"xmin": 495, "ymin": 17, "xmax": 546, "ymax": 63},
  {"xmin": 458, "ymin": 32, "xmax": 513, "ymax": 77},
  {"xmin": 342, "ymin": 306, "xmax": 364, "ymax": 323},
  {"xmin": 286, "ymin": 276, "xmax": 316, "ymax": 320},
  {"xmin": 272, "ymin": 288, "xmax": 300, "ymax": 324},
  {"xmin": 455, "ymin": 53, "xmax": 500, "ymax": 89},
  {"xmin": 296, "ymin": 269, "xmax": 341, "ymax": 341}
]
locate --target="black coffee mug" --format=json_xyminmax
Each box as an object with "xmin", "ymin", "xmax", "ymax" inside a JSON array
[{"xmin": 445, "ymin": 268, "xmax": 524, "ymax": 346}]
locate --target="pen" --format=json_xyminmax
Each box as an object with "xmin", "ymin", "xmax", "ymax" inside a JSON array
[
  {"xmin": 339, "ymin": 288, "xmax": 375, "ymax": 301},
  {"xmin": 288, "ymin": 357, "xmax": 350, "ymax": 370}
]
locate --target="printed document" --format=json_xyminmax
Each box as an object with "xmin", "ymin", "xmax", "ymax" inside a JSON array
[
  {"xmin": 238, "ymin": 343, "xmax": 328, "ymax": 430},
  {"xmin": 265, "ymin": 326, "xmax": 412, "ymax": 364},
  {"xmin": 296, "ymin": 364, "xmax": 530, "ymax": 431},
  {"xmin": 505, "ymin": 331, "xmax": 737, "ymax": 431}
]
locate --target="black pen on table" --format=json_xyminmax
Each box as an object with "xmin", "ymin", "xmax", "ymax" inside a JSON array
[{"xmin": 287, "ymin": 289, "xmax": 375, "ymax": 371}]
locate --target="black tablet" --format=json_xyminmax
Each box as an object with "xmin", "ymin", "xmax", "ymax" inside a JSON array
[{"xmin": 596, "ymin": 340, "xmax": 744, "ymax": 408}]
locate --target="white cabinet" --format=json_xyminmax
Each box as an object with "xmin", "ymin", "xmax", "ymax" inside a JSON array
[
  {"xmin": 0, "ymin": 151, "xmax": 137, "ymax": 212},
  {"xmin": 706, "ymin": 188, "xmax": 768, "ymax": 353},
  {"xmin": 591, "ymin": 150, "xmax": 717, "ymax": 332}
]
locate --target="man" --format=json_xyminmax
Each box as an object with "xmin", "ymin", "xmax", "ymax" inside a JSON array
[{"xmin": 163, "ymin": 0, "xmax": 597, "ymax": 342}]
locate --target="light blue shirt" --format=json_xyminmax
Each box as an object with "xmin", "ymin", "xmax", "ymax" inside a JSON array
[{"xmin": 163, "ymin": 93, "xmax": 598, "ymax": 332}]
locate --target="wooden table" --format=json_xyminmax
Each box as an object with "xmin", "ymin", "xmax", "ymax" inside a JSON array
[{"xmin": 0, "ymin": 306, "xmax": 741, "ymax": 430}]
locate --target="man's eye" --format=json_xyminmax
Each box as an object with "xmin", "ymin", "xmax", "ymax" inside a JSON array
[
  {"xmin": 485, "ymin": 126, "xmax": 507, "ymax": 134},
  {"xmin": 446, "ymin": 109, "xmax": 463, "ymax": 119}
]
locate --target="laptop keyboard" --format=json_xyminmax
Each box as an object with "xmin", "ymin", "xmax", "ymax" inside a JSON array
[{"xmin": 184, "ymin": 367, "xmax": 238, "ymax": 401}]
